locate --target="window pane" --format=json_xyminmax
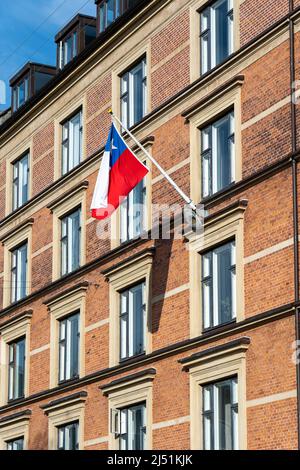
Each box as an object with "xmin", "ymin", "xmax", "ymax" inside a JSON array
[
  {"xmin": 13, "ymin": 153, "xmax": 29, "ymax": 210},
  {"xmin": 132, "ymin": 64, "xmax": 144, "ymax": 125},
  {"xmin": 73, "ymin": 32, "xmax": 77, "ymax": 57},
  {"xmin": 214, "ymin": 0, "xmax": 230, "ymax": 65},
  {"xmin": 11, "ymin": 243, "xmax": 27, "ymax": 303},
  {"xmin": 121, "ymin": 60, "xmax": 146, "ymax": 128},
  {"xmin": 84, "ymin": 25, "xmax": 96, "ymax": 46},
  {"xmin": 201, "ymin": 33, "xmax": 209, "ymax": 75},
  {"xmin": 61, "ymin": 209, "xmax": 81, "ymax": 276},
  {"xmin": 58, "ymin": 422, "xmax": 79, "ymax": 450},
  {"xmin": 120, "ymin": 404, "xmax": 146, "ymax": 450},
  {"xmin": 62, "ymin": 111, "xmax": 82, "ymax": 175},
  {"xmin": 132, "ymin": 283, "xmax": 145, "ymax": 355},
  {"xmin": 217, "ymin": 380, "xmax": 233, "ymax": 450},
  {"xmin": 203, "ymin": 378, "xmax": 238, "ymax": 451},
  {"xmin": 107, "ymin": 0, "xmax": 115, "ymax": 25},
  {"xmin": 8, "ymin": 338, "xmax": 25, "ymax": 400},
  {"xmin": 70, "ymin": 314, "xmax": 80, "ymax": 378},
  {"xmin": 59, "ymin": 326, "xmax": 66, "ymax": 382},
  {"xmin": 120, "ymin": 282, "xmax": 145, "ymax": 360},
  {"xmin": 99, "ymin": 4, "xmax": 105, "ymax": 32},
  {"xmin": 7, "ymin": 438, "xmax": 24, "ymax": 451},
  {"xmin": 216, "ymin": 244, "xmax": 232, "ymax": 324},
  {"xmin": 206, "ymin": 112, "xmax": 234, "ymax": 195},
  {"xmin": 121, "ymin": 177, "xmax": 146, "ymax": 242}
]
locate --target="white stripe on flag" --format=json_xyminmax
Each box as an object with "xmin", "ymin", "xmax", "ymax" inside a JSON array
[{"xmin": 91, "ymin": 150, "xmax": 110, "ymax": 210}]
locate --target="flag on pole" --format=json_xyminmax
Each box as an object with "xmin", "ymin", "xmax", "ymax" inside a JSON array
[{"xmin": 91, "ymin": 123, "xmax": 149, "ymax": 220}]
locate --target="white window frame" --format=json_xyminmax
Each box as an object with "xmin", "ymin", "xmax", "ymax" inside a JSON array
[
  {"xmin": 61, "ymin": 109, "xmax": 83, "ymax": 175},
  {"xmin": 46, "ymin": 284, "xmax": 87, "ymax": 388},
  {"xmin": 12, "ymin": 152, "xmax": 29, "ymax": 211},
  {"xmin": 60, "ymin": 207, "xmax": 82, "ymax": 277},
  {"xmin": 10, "ymin": 242, "xmax": 28, "ymax": 305},
  {"xmin": 102, "ymin": 371, "xmax": 154, "ymax": 450},
  {"xmin": 202, "ymin": 240, "xmax": 236, "ymax": 329},
  {"xmin": 186, "ymin": 340, "xmax": 248, "ymax": 450},
  {"xmin": 202, "ymin": 376, "xmax": 238, "ymax": 450},
  {"xmin": 120, "ymin": 58, "xmax": 147, "ymax": 128},
  {"xmin": 0, "ymin": 414, "xmax": 30, "ymax": 450},
  {"xmin": 58, "ymin": 312, "xmax": 80, "ymax": 384},
  {"xmin": 104, "ymin": 250, "xmax": 153, "ymax": 367},
  {"xmin": 200, "ymin": 0, "xmax": 234, "ymax": 75},
  {"xmin": 201, "ymin": 111, "xmax": 235, "ymax": 198},
  {"xmin": 120, "ymin": 282, "xmax": 146, "ymax": 361},
  {"xmin": 0, "ymin": 313, "xmax": 31, "ymax": 407},
  {"xmin": 116, "ymin": 402, "xmax": 147, "ymax": 450},
  {"xmin": 57, "ymin": 421, "xmax": 79, "ymax": 450}
]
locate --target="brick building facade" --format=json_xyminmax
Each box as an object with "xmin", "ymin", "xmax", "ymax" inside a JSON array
[{"xmin": 0, "ymin": 0, "xmax": 299, "ymax": 450}]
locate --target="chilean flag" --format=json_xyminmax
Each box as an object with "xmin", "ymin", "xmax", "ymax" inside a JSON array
[{"xmin": 91, "ymin": 124, "xmax": 149, "ymax": 220}]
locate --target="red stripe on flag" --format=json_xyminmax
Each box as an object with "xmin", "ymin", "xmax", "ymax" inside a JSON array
[{"xmin": 107, "ymin": 149, "xmax": 148, "ymax": 211}]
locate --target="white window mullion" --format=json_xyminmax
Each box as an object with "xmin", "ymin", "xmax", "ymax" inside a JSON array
[
  {"xmin": 230, "ymin": 112, "xmax": 235, "ymax": 183},
  {"xmin": 128, "ymin": 408, "xmax": 134, "ymax": 450},
  {"xmin": 212, "ymin": 125, "xmax": 218, "ymax": 194},
  {"xmin": 67, "ymin": 216, "xmax": 73, "ymax": 274},
  {"xmin": 228, "ymin": 0, "xmax": 234, "ymax": 55},
  {"xmin": 212, "ymin": 251, "xmax": 219, "ymax": 327},
  {"xmin": 211, "ymin": 7, "xmax": 216, "ymax": 69},
  {"xmin": 213, "ymin": 385, "xmax": 219, "ymax": 450},
  {"xmin": 231, "ymin": 241, "xmax": 236, "ymax": 319},
  {"xmin": 129, "ymin": 72, "xmax": 134, "ymax": 128},
  {"xmin": 128, "ymin": 190, "xmax": 134, "ymax": 240},
  {"xmin": 128, "ymin": 290, "xmax": 134, "ymax": 357},
  {"xmin": 120, "ymin": 409, "xmax": 127, "ymax": 450},
  {"xmin": 66, "ymin": 318, "xmax": 72, "ymax": 380},
  {"xmin": 16, "ymin": 248, "xmax": 22, "ymax": 302}
]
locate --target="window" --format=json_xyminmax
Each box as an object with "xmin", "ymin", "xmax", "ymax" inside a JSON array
[
  {"xmin": 8, "ymin": 337, "xmax": 26, "ymax": 401},
  {"xmin": 202, "ymin": 240, "xmax": 236, "ymax": 329},
  {"xmin": 61, "ymin": 110, "xmax": 83, "ymax": 175},
  {"xmin": 121, "ymin": 58, "xmax": 147, "ymax": 128},
  {"xmin": 12, "ymin": 153, "xmax": 29, "ymax": 211},
  {"xmin": 59, "ymin": 32, "xmax": 77, "ymax": 69},
  {"xmin": 12, "ymin": 76, "xmax": 29, "ymax": 111},
  {"xmin": 59, "ymin": 313, "xmax": 80, "ymax": 383},
  {"xmin": 99, "ymin": 0, "xmax": 125, "ymax": 32},
  {"xmin": 115, "ymin": 403, "xmax": 146, "ymax": 450},
  {"xmin": 203, "ymin": 377, "xmax": 238, "ymax": 450},
  {"xmin": 84, "ymin": 25, "xmax": 97, "ymax": 46},
  {"xmin": 120, "ymin": 178, "xmax": 146, "ymax": 243},
  {"xmin": 57, "ymin": 422, "xmax": 79, "ymax": 450},
  {"xmin": 120, "ymin": 282, "xmax": 146, "ymax": 361},
  {"xmin": 201, "ymin": 111, "xmax": 234, "ymax": 198},
  {"xmin": 6, "ymin": 437, "xmax": 24, "ymax": 450},
  {"xmin": 200, "ymin": 0, "xmax": 233, "ymax": 75},
  {"xmin": 60, "ymin": 208, "xmax": 81, "ymax": 276},
  {"xmin": 11, "ymin": 242, "xmax": 28, "ymax": 304}
]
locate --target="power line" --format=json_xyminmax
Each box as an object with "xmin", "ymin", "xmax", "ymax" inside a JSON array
[
  {"xmin": 0, "ymin": 0, "xmax": 69, "ymax": 69},
  {"xmin": 0, "ymin": 0, "xmax": 95, "ymax": 73}
]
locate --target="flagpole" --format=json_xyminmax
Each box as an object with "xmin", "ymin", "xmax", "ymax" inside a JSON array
[{"xmin": 108, "ymin": 109, "xmax": 198, "ymax": 213}]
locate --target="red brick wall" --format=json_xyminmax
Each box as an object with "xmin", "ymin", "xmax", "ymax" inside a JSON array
[{"xmin": 240, "ymin": 0, "xmax": 289, "ymax": 46}]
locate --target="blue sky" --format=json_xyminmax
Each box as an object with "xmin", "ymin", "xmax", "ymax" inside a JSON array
[{"xmin": 0, "ymin": 0, "xmax": 96, "ymax": 111}]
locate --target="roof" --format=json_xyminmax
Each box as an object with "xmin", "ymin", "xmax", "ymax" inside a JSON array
[
  {"xmin": 55, "ymin": 13, "xmax": 97, "ymax": 43},
  {"xmin": 9, "ymin": 62, "xmax": 56, "ymax": 87}
]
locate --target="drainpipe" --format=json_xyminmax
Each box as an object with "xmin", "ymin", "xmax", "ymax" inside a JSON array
[{"xmin": 289, "ymin": 0, "xmax": 300, "ymax": 449}]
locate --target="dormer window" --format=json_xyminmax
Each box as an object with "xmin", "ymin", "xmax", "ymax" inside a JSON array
[
  {"xmin": 55, "ymin": 15, "xmax": 97, "ymax": 70},
  {"xmin": 10, "ymin": 63, "xmax": 56, "ymax": 113},
  {"xmin": 97, "ymin": 0, "xmax": 134, "ymax": 33},
  {"xmin": 12, "ymin": 76, "xmax": 29, "ymax": 112},
  {"xmin": 60, "ymin": 32, "xmax": 78, "ymax": 69}
]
